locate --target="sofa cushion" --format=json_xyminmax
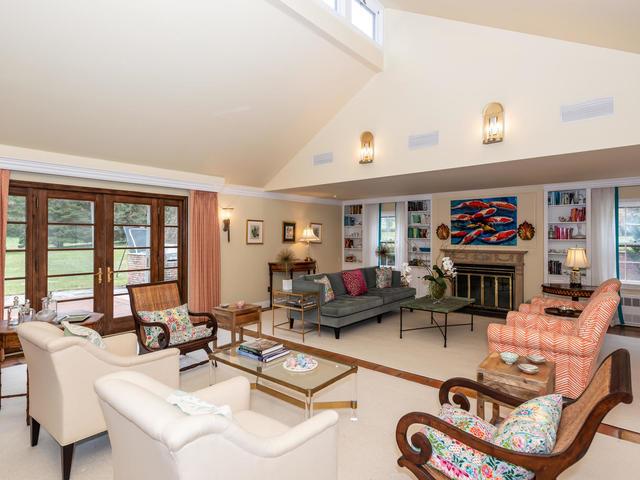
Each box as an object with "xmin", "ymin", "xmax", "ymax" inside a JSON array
[
  {"xmin": 375, "ymin": 267, "xmax": 393, "ymax": 288},
  {"xmin": 366, "ymin": 287, "xmax": 416, "ymax": 304},
  {"xmin": 361, "ymin": 267, "xmax": 377, "ymax": 289},
  {"xmin": 342, "ymin": 269, "xmax": 368, "ymax": 296},
  {"xmin": 138, "ymin": 303, "xmax": 194, "ymax": 349},
  {"xmin": 313, "ymin": 275, "xmax": 335, "ymax": 303},
  {"xmin": 326, "ymin": 272, "xmax": 347, "ymax": 297},
  {"xmin": 320, "ymin": 295, "xmax": 383, "ymax": 317},
  {"xmin": 62, "ymin": 321, "xmax": 106, "ymax": 349}
]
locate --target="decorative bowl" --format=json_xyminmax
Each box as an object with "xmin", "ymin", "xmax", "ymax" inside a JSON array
[
  {"xmin": 283, "ymin": 354, "xmax": 318, "ymax": 373},
  {"xmin": 518, "ymin": 363, "xmax": 539, "ymax": 375},
  {"xmin": 557, "ymin": 306, "xmax": 575, "ymax": 313},
  {"xmin": 526, "ymin": 354, "xmax": 546, "ymax": 364},
  {"xmin": 500, "ymin": 352, "xmax": 518, "ymax": 365},
  {"xmin": 235, "ymin": 300, "xmax": 246, "ymax": 308}
]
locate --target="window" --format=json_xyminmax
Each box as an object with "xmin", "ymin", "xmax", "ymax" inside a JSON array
[
  {"xmin": 351, "ymin": 0, "xmax": 376, "ymax": 39},
  {"xmin": 321, "ymin": 0, "xmax": 337, "ymax": 10},
  {"xmin": 619, "ymin": 204, "xmax": 640, "ymax": 283},
  {"xmin": 320, "ymin": 0, "xmax": 383, "ymax": 44},
  {"xmin": 379, "ymin": 203, "xmax": 396, "ymax": 267},
  {"xmin": 4, "ymin": 182, "xmax": 187, "ymax": 334}
]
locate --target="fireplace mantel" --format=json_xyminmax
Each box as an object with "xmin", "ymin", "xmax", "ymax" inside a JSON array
[{"xmin": 441, "ymin": 248, "xmax": 528, "ymax": 309}]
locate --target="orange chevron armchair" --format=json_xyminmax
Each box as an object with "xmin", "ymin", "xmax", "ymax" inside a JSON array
[
  {"xmin": 518, "ymin": 278, "xmax": 620, "ymax": 315},
  {"xmin": 487, "ymin": 291, "xmax": 620, "ymax": 398}
]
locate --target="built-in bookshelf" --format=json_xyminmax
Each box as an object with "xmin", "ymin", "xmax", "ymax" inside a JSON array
[
  {"xmin": 544, "ymin": 188, "xmax": 591, "ymax": 284},
  {"xmin": 343, "ymin": 204, "xmax": 363, "ymax": 265},
  {"xmin": 407, "ymin": 199, "xmax": 432, "ymax": 297}
]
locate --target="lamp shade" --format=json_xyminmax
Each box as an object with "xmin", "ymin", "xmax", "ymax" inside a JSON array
[
  {"xmin": 565, "ymin": 247, "xmax": 590, "ymax": 269},
  {"xmin": 300, "ymin": 226, "xmax": 319, "ymax": 243}
]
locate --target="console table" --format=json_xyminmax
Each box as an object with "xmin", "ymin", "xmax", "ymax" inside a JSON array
[
  {"xmin": 267, "ymin": 260, "xmax": 316, "ymax": 308},
  {"xmin": 541, "ymin": 283, "xmax": 597, "ymax": 302}
]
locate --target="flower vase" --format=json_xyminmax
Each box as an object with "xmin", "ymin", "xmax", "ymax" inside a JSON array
[{"xmin": 428, "ymin": 281, "xmax": 446, "ymax": 303}]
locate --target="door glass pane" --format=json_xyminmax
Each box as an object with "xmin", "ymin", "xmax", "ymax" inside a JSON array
[
  {"xmin": 165, "ymin": 247, "xmax": 178, "ymax": 268},
  {"xmin": 48, "ymin": 250, "xmax": 94, "ymax": 275},
  {"xmin": 48, "ymin": 199, "xmax": 94, "ymax": 224},
  {"xmin": 115, "ymin": 249, "xmax": 151, "ymax": 270},
  {"xmin": 165, "ymin": 206, "xmax": 178, "ymax": 226},
  {"xmin": 7, "ymin": 224, "xmax": 26, "ymax": 249},
  {"xmin": 114, "ymin": 226, "xmax": 150, "ymax": 248},
  {"xmin": 48, "ymin": 225, "xmax": 94, "ymax": 249},
  {"xmin": 113, "ymin": 270, "xmax": 150, "ymax": 318},
  {"xmin": 48, "ymin": 274, "xmax": 94, "ymax": 300},
  {"xmin": 8, "ymin": 196, "xmax": 26, "ymax": 222},
  {"xmin": 164, "ymin": 268, "xmax": 178, "ymax": 281},
  {"xmin": 4, "ymin": 279, "xmax": 25, "ymax": 307},
  {"xmin": 165, "ymin": 227, "xmax": 178, "ymax": 246},
  {"xmin": 114, "ymin": 203, "xmax": 151, "ymax": 225},
  {"xmin": 5, "ymin": 252, "xmax": 26, "ymax": 278}
]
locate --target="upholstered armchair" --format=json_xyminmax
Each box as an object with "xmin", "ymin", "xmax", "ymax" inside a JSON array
[
  {"xmin": 95, "ymin": 372, "xmax": 339, "ymax": 480},
  {"xmin": 518, "ymin": 278, "xmax": 620, "ymax": 314},
  {"xmin": 488, "ymin": 292, "xmax": 620, "ymax": 398},
  {"xmin": 17, "ymin": 321, "xmax": 180, "ymax": 480}
]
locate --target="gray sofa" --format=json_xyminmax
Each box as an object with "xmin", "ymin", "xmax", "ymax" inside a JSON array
[{"xmin": 291, "ymin": 267, "xmax": 416, "ymax": 339}]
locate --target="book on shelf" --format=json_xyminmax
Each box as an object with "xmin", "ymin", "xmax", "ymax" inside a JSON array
[
  {"xmin": 548, "ymin": 190, "xmax": 585, "ymax": 206},
  {"xmin": 239, "ymin": 338, "xmax": 284, "ymax": 356},
  {"xmin": 548, "ymin": 260, "xmax": 564, "ymax": 275},
  {"xmin": 408, "ymin": 200, "xmax": 429, "ymax": 211},
  {"xmin": 237, "ymin": 347, "xmax": 291, "ymax": 363}
]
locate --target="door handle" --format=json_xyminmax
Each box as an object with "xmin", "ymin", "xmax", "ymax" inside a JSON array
[
  {"xmin": 95, "ymin": 267, "xmax": 103, "ymax": 284},
  {"xmin": 107, "ymin": 267, "xmax": 113, "ymax": 283}
]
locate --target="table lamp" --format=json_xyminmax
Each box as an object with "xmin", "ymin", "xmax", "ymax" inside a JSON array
[
  {"xmin": 565, "ymin": 247, "xmax": 590, "ymax": 288},
  {"xmin": 300, "ymin": 226, "xmax": 319, "ymax": 261}
]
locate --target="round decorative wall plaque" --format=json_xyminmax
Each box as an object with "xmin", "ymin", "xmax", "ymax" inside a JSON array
[{"xmin": 436, "ymin": 223, "xmax": 450, "ymax": 240}]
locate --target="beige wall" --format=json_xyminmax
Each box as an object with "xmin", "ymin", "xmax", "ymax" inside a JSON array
[
  {"xmin": 619, "ymin": 185, "xmax": 640, "ymax": 201},
  {"xmin": 218, "ymin": 194, "xmax": 341, "ymax": 305},
  {"xmin": 431, "ymin": 185, "xmax": 546, "ymax": 301}
]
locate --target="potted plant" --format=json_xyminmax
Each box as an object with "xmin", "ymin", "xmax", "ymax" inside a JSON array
[
  {"xmin": 375, "ymin": 244, "xmax": 391, "ymax": 262},
  {"xmin": 422, "ymin": 256, "xmax": 457, "ymax": 302},
  {"xmin": 276, "ymin": 248, "xmax": 296, "ymax": 291},
  {"xmin": 400, "ymin": 262, "xmax": 412, "ymax": 287}
]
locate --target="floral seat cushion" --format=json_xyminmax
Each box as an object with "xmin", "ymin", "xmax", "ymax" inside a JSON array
[
  {"xmin": 168, "ymin": 324, "xmax": 214, "ymax": 346},
  {"xmin": 138, "ymin": 304, "xmax": 195, "ymax": 349}
]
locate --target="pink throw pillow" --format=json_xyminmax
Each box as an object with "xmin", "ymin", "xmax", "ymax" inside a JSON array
[{"xmin": 342, "ymin": 269, "xmax": 368, "ymax": 296}]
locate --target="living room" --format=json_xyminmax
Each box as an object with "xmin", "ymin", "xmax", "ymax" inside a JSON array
[{"xmin": 1, "ymin": 1, "xmax": 640, "ymax": 479}]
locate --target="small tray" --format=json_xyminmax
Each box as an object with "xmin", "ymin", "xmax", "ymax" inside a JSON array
[
  {"xmin": 518, "ymin": 363, "xmax": 539, "ymax": 375},
  {"xmin": 544, "ymin": 307, "xmax": 583, "ymax": 318},
  {"xmin": 283, "ymin": 355, "xmax": 318, "ymax": 373}
]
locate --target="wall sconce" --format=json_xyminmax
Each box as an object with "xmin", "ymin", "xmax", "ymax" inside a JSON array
[
  {"xmin": 221, "ymin": 207, "xmax": 233, "ymax": 242},
  {"xmin": 482, "ymin": 102, "xmax": 504, "ymax": 144},
  {"xmin": 359, "ymin": 131, "xmax": 374, "ymax": 164}
]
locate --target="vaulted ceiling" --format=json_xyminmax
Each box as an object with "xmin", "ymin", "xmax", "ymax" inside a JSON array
[
  {"xmin": 0, "ymin": 0, "xmax": 375, "ymax": 186},
  {"xmin": 383, "ymin": 0, "xmax": 640, "ymax": 54}
]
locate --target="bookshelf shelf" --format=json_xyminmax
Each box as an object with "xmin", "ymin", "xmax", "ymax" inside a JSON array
[{"xmin": 343, "ymin": 204, "xmax": 363, "ymax": 266}]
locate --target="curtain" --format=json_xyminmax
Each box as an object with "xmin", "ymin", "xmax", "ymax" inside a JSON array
[
  {"xmin": 590, "ymin": 187, "xmax": 617, "ymax": 285},
  {"xmin": 395, "ymin": 201, "xmax": 406, "ymax": 270},
  {"xmin": 188, "ymin": 190, "xmax": 221, "ymax": 311},
  {"xmin": 0, "ymin": 170, "xmax": 9, "ymax": 310},
  {"xmin": 363, "ymin": 203, "xmax": 379, "ymax": 267}
]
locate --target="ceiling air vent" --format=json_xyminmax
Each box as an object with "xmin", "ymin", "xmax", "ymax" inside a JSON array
[
  {"xmin": 561, "ymin": 97, "xmax": 614, "ymax": 123},
  {"xmin": 312, "ymin": 152, "xmax": 333, "ymax": 166},
  {"xmin": 408, "ymin": 131, "xmax": 439, "ymax": 150}
]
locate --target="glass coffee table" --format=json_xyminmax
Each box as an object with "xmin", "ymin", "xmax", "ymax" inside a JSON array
[
  {"xmin": 399, "ymin": 296, "xmax": 475, "ymax": 347},
  {"xmin": 209, "ymin": 345, "xmax": 358, "ymax": 419}
]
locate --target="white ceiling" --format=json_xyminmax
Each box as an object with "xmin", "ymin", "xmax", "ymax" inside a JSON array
[
  {"xmin": 0, "ymin": 0, "xmax": 374, "ymax": 186},
  {"xmin": 383, "ymin": 0, "xmax": 640, "ymax": 54}
]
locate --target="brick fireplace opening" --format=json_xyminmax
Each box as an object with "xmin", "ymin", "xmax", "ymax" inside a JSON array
[{"xmin": 441, "ymin": 248, "xmax": 527, "ymax": 319}]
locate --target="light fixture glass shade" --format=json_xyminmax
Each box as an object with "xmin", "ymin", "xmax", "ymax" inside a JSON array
[
  {"xmin": 565, "ymin": 247, "xmax": 590, "ymax": 269},
  {"xmin": 482, "ymin": 102, "xmax": 504, "ymax": 144},
  {"xmin": 300, "ymin": 226, "xmax": 319, "ymax": 243},
  {"xmin": 221, "ymin": 207, "xmax": 233, "ymax": 221},
  {"xmin": 359, "ymin": 131, "xmax": 374, "ymax": 164}
]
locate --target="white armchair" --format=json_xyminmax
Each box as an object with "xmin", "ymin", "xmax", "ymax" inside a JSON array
[
  {"xmin": 17, "ymin": 321, "xmax": 180, "ymax": 480},
  {"xmin": 95, "ymin": 371, "xmax": 339, "ymax": 480}
]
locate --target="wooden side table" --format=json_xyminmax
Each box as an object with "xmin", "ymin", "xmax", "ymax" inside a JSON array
[
  {"xmin": 541, "ymin": 283, "xmax": 597, "ymax": 302},
  {"xmin": 476, "ymin": 352, "xmax": 555, "ymax": 423},
  {"xmin": 212, "ymin": 304, "xmax": 262, "ymax": 348}
]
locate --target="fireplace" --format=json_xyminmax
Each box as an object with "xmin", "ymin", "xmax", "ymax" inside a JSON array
[{"xmin": 441, "ymin": 248, "xmax": 527, "ymax": 319}]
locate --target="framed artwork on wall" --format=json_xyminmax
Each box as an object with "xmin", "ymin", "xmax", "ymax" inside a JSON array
[
  {"xmin": 246, "ymin": 219, "xmax": 264, "ymax": 244},
  {"xmin": 450, "ymin": 196, "xmax": 517, "ymax": 246},
  {"xmin": 310, "ymin": 222, "xmax": 322, "ymax": 243},
  {"xmin": 282, "ymin": 221, "xmax": 296, "ymax": 243}
]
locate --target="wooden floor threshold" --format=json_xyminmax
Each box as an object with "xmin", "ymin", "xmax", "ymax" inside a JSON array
[{"xmin": 244, "ymin": 329, "xmax": 640, "ymax": 445}]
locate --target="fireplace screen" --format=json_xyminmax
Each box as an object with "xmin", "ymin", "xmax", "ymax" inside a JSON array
[{"xmin": 454, "ymin": 264, "xmax": 515, "ymax": 313}]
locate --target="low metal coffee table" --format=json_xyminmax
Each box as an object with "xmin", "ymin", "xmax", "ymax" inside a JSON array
[{"xmin": 399, "ymin": 296, "xmax": 475, "ymax": 347}]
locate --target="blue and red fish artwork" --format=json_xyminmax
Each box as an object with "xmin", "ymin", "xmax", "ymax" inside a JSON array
[{"xmin": 450, "ymin": 196, "xmax": 517, "ymax": 246}]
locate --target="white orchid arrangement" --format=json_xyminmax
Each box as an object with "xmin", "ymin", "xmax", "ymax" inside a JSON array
[
  {"xmin": 400, "ymin": 262, "xmax": 412, "ymax": 286},
  {"xmin": 422, "ymin": 256, "xmax": 457, "ymax": 288}
]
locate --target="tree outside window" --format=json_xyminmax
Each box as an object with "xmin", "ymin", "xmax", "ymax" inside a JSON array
[{"xmin": 619, "ymin": 205, "xmax": 640, "ymax": 283}]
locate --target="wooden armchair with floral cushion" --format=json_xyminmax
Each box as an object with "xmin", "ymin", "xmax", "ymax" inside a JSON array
[
  {"xmin": 518, "ymin": 278, "xmax": 620, "ymax": 314},
  {"xmin": 128, "ymin": 280, "xmax": 217, "ymax": 371},
  {"xmin": 396, "ymin": 349, "xmax": 632, "ymax": 480}
]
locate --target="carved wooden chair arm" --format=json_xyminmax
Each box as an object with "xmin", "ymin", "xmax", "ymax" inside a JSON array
[
  {"xmin": 439, "ymin": 377, "xmax": 528, "ymax": 411},
  {"xmin": 188, "ymin": 310, "xmax": 219, "ymax": 336},
  {"xmin": 396, "ymin": 411, "xmax": 549, "ymax": 476},
  {"xmin": 136, "ymin": 321, "xmax": 171, "ymax": 350}
]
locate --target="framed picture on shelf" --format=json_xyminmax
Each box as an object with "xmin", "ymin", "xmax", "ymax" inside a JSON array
[
  {"xmin": 310, "ymin": 222, "xmax": 322, "ymax": 243},
  {"xmin": 282, "ymin": 221, "xmax": 296, "ymax": 243},
  {"xmin": 246, "ymin": 219, "xmax": 264, "ymax": 244}
]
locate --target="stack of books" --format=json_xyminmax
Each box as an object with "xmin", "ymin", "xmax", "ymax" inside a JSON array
[{"xmin": 237, "ymin": 339, "xmax": 290, "ymax": 363}]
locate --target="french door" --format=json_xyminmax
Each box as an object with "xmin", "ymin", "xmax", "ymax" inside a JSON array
[{"xmin": 5, "ymin": 182, "xmax": 187, "ymax": 334}]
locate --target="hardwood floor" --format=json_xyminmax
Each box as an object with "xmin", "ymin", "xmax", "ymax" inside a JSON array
[{"xmin": 608, "ymin": 325, "xmax": 640, "ymax": 338}]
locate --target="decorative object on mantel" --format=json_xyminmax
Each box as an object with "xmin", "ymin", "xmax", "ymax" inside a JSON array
[
  {"xmin": 450, "ymin": 197, "xmax": 517, "ymax": 246},
  {"xmin": 422, "ymin": 257, "xmax": 457, "ymax": 303},
  {"xmin": 282, "ymin": 221, "xmax": 296, "ymax": 243},
  {"xmin": 565, "ymin": 247, "xmax": 590, "ymax": 288},
  {"xmin": 276, "ymin": 248, "xmax": 297, "ymax": 291},
  {"xmin": 299, "ymin": 226, "xmax": 320, "ymax": 261},
  {"xmin": 246, "ymin": 219, "xmax": 263, "ymax": 244},
  {"xmin": 221, "ymin": 207, "xmax": 233, "ymax": 243},
  {"xmin": 517, "ymin": 220, "xmax": 535, "ymax": 240},
  {"xmin": 482, "ymin": 102, "xmax": 504, "ymax": 144},
  {"xmin": 435, "ymin": 223, "xmax": 450, "ymax": 240},
  {"xmin": 359, "ymin": 131, "xmax": 374, "ymax": 164}
]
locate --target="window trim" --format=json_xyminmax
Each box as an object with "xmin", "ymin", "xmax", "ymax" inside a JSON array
[
  {"xmin": 320, "ymin": 0, "xmax": 384, "ymax": 45},
  {"xmin": 618, "ymin": 201, "xmax": 640, "ymax": 285}
]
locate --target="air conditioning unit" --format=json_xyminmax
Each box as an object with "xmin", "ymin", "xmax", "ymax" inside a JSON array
[{"xmin": 620, "ymin": 292, "xmax": 640, "ymax": 326}]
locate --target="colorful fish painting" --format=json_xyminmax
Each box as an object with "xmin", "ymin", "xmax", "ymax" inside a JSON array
[{"xmin": 450, "ymin": 196, "xmax": 517, "ymax": 246}]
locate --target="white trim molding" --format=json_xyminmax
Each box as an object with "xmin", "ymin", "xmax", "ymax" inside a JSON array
[
  {"xmin": 221, "ymin": 184, "xmax": 341, "ymax": 205},
  {"xmin": 343, "ymin": 193, "xmax": 433, "ymax": 206},
  {"xmin": 544, "ymin": 176, "xmax": 640, "ymax": 192}
]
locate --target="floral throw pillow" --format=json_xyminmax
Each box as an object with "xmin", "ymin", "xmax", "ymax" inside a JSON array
[
  {"xmin": 313, "ymin": 275, "xmax": 335, "ymax": 303},
  {"xmin": 375, "ymin": 267, "xmax": 393, "ymax": 288},
  {"xmin": 138, "ymin": 304, "xmax": 193, "ymax": 349},
  {"xmin": 342, "ymin": 269, "xmax": 368, "ymax": 296}
]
